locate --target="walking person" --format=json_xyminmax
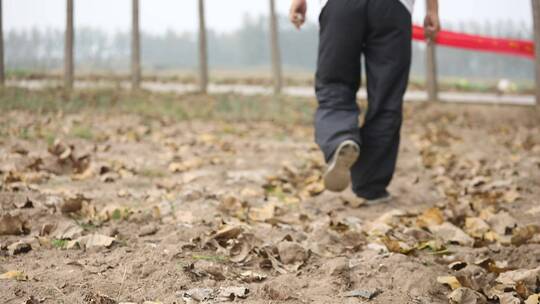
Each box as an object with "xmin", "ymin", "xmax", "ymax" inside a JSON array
[{"xmin": 289, "ymin": 0, "xmax": 440, "ymax": 203}]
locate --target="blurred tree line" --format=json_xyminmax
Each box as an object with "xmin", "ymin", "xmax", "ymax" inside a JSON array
[{"xmin": 5, "ymin": 15, "xmax": 534, "ymax": 81}]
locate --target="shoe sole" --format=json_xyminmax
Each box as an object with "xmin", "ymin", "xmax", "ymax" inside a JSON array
[
  {"xmin": 365, "ymin": 195, "xmax": 392, "ymax": 206},
  {"xmin": 323, "ymin": 141, "xmax": 360, "ymax": 192}
]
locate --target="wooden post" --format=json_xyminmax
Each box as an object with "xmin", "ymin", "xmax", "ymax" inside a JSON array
[
  {"xmin": 532, "ymin": 0, "xmax": 540, "ymax": 108},
  {"xmin": 197, "ymin": 0, "xmax": 208, "ymax": 94},
  {"xmin": 426, "ymin": 40, "xmax": 438, "ymax": 101},
  {"xmin": 64, "ymin": 0, "xmax": 74, "ymax": 90},
  {"xmin": 131, "ymin": 0, "xmax": 141, "ymax": 90},
  {"xmin": 0, "ymin": 0, "xmax": 5, "ymax": 87},
  {"xmin": 269, "ymin": 0, "xmax": 283, "ymax": 95},
  {"xmin": 425, "ymin": 0, "xmax": 438, "ymax": 102}
]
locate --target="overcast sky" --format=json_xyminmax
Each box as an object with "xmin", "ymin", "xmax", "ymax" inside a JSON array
[{"xmin": 5, "ymin": 0, "xmax": 534, "ymax": 34}]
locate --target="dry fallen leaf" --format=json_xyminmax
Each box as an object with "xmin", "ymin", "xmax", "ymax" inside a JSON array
[
  {"xmin": 70, "ymin": 234, "xmax": 115, "ymax": 249},
  {"xmin": 486, "ymin": 211, "xmax": 517, "ymax": 237},
  {"xmin": 447, "ymin": 287, "xmax": 487, "ymax": 304},
  {"xmin": 240, "ymin": 271, "xmax": 266, "ymax": 282},
  {"xmin": 416, "ymin": 208, "xmax": 444, "ymax": 228},
  {"xmin": 430, "ymin": 222, "xmax": 475, "ymax": 247},
  {"xmin": 511, "ymin": 225, "xmax": 540, "ymax": 246},
  {"xmin": 437, "ymin": 276, "xmax": 462, "ymax": 290},
  {"xmin": 496, "ymin": 267, "xmax": 540, "ymax": 293},
  {"xmin": 217, "ymin": 286, "xmax": 250, "ymax": 301},
  {"xmin": 381, "ymin": 236, "xmax": 414, "ymax": 255},
  {"xmin": 248, "ymin": 203, "xmax": 276, "ymax": 223},
  {"xmin": 0, "ymin": 270, "xmax": 28, "ymax": 281},
  {"xmin": 502, "ymin": 188, "xmax": 520, "ymax": 204},
  {"xmin": 464, "ymin": 217, "xmax": 491, "ymax": 239},
  {"xmin": 52, "ymin": 221, "xmax": 84, "ymax": 240},
  {"xmin": 525, "ymin": 294, "xmax": 540, "ymax": 304},
  {"xmin": 168, "ymin": 158, "xmax": 203, "ymax": 173}
]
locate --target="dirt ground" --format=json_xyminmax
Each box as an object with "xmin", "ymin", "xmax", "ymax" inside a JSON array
[{"xmin": 1, "ymin": 92, "xmax": 540, "ymax": 304}]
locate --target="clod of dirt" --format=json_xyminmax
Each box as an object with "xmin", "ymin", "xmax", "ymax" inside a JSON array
[
  {"xmin": 261, "ymin": 282, "xmax": 294, "ymax": 301},
  {"xmin": 8, "ymin": 241, "xmax": 32, "ymax": 255},
  {"xmin": 13, "ymin": 194, "xmax": 34, "ymax": 209},
  {"xmin": 83, "ymin": 291, "xmax": 117, "ymax": 304},
  {"xmin": 181, "ymin": 288, "xmax": 214, "ymax": 302},
  {"xmin": 448, "ymin": 287, "xmax": 487, "ymax": 304},
  {"xmin": 239, "ymin": 270, "xmax": 267, "ymax": 282},
  {"xmin": 486, "ymin": 211, "xmax": 517, "ymax": 237},
  {"xmin": 277, "ymin": 241, "xmax": 308, "ymax": 265},
  {"xmin": 455, "ymin": 265, "xmax": 490, "ymax": 292},
  {"xmin": 0, "ymin": 213, "xmax": 30, "ymax": 236},
  {"xmin": 138, "ymin": 224, "xmax": 158, "ymax": 237},
  {"xmin": 217, "ymin": 286, "xmax": 249, "ymax": 301},
  {"xmin": 22, "ymin": 296, "xmax": 40, "ymax": 304},
  {"xmin": 343, "ymin": 289, "xmax": 382, "ymax": 300},
  {"xmin": 430, "ymin": 222, "xmax": 475, "ymax": 247},
  {"xmin": 322, "ymin": 257, "xmax": 349, "ymax": 277},
  {"xmin": 60, "ymin": 194, "xmax": 87, "ymax": 214},
  {"xmin": 193, "ymin": 260, "xmax": 226, "ymax": 281}
]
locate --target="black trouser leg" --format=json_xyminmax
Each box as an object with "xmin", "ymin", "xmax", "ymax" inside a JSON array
[
  {"xmin": 351, "ymin": 0, "xmax": 412, "ymax": 199},
  {"xmin": 314, "ymin": 0, "xmax": 367, "ymax": 161}
]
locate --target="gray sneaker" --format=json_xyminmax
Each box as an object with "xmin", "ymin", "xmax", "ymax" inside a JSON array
[
  {"xmin": 364, "ymin": 192, "xmax": 392, "ymax": 206},
  {"xmin": 323, "ymin": 140, "xmax": 360, "ymax": 192}
]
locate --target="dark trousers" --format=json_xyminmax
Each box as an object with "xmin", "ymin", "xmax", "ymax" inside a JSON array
[{"xmin": 315, "ymin": 0, "xmax": 412, "ymax": 199}]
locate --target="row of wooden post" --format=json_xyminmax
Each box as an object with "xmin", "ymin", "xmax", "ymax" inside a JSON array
[{"xmin": 0, "ymin": 0, "xmax": 539, "ymax": 106}]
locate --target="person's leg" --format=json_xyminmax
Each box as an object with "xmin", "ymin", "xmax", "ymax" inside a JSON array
[
  {"xmin": 351, "ymin": 0, "xmax": 412, "ymax": 200},
  {"xmin": 314, "ymin": 0, "xmax": 367, "ymax": 162}
]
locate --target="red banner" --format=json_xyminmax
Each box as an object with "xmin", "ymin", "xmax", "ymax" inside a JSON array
[{"xmin": 412, "ymin": 25, "xmax": 535, "ymax": 59}]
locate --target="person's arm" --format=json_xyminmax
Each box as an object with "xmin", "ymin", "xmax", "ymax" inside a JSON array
[
  {"xmin": 424, "ymin": 0, "xmax": 441, "ymax": 41},
  {"xmin": 289, "ymin": 0, "xmax": 307, "ymax": 29}
]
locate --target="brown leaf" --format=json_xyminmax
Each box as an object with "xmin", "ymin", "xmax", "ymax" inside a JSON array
[
  {"xmin": 0, "ymin": 270, "xmax": 28, "ymax": 281},
  {"xmin": 381, "ymin": 236, "xmax": 414, "ymax": 255},
  {"xmin": 208, "ymin": 226, "xmax": 244, "ymax": 247},
  {"xmin": 464, "ymin": 217, "xmax": 490, "ymax": 239},
  {"xmin": 447, "ymin": 287, "xmax": 487, "ymax": 304},
  {"xmin": 417, "ymin": 207, "xmax": 445, "ymax": 228},
  {"xmin": 71, "ymin": 234, "xmax": 115, "ymax": 249},
  {"xmin": 240, "ymin": 270, "xmax": 267, "ymax": 282},
  {"xmin": 525, "ymin": 294, "xmax": 540, "ymax": 304},
  {"xmin": 437, "ymin": 276, "xmax": 462, "ymax": 290},
  {"xmin": 511, "ymin": 225, "xmax": 540, "ymax": 246},
  {"xmin": 430, "ymin": 222, "xmax": 475, "ymax": 247},
  {"xmin": 248, "ymin": 203, "xmax": 276, "ymax": 223}
]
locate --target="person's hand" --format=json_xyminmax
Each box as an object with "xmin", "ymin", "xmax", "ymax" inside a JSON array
[
  {"xmin": 289, "ymin": 0, "xmax": 307, "ymax": 29},
  {"xmin": 424, "ymin": 12, "xmax": 440, "ymax": 42}
]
